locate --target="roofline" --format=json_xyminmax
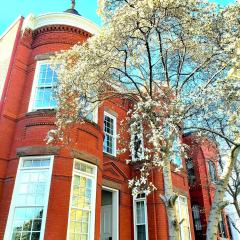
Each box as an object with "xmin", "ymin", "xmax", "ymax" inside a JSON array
[
  {"xmin": 0, "ymin": 16, "xmax": 23, "ymax": 40},
  {"xmin": 22, "ymin": 12, "xmax": 99, "ymax": 35}
]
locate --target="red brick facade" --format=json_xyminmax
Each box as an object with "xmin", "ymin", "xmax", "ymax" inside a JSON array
[
  {"xmin": 0, "ymin": 11, "xmax": 230, "ymax": 240},
  {"xmin": 183, "ymin": 135, "xmax": 231, "ymax": 240}
]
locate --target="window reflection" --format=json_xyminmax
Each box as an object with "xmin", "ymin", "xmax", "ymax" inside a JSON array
[
  {"xmin": 12, "ymin": 207, "xmax": 43, "ymax": 240},
  {"xmin": 32, "ymin": 63, "xmax": 58, "ymax": 110},
  {"xmin": 8, "ymin": 157, "xmax": 52, "ymax": 240},
  {"xmin": 68, "ymin": 160, "xmax": 95, "ymax": 240}
]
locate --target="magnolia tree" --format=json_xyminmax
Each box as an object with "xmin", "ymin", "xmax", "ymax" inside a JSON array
[
  {"xmin": 225, "ymin": 161, "xmax": 240, "ymax": 234},
  {"xmin": 51, "ymin": 0, "xmax": 240, "ymax": 239}
]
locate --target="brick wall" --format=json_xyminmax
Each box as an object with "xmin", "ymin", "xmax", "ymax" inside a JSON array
[{"xmin": 0, "ymin": 18, "xmax": 213, "ymax": 240}]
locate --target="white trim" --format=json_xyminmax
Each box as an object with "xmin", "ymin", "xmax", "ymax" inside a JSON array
[
  {"xmin": 92, "ymin": 107, "xmax": 98, "ymax": 124},
  {"xmin": 177, "ymin": 195, "xmax": 192, "ymax": 240},
  {"xmin": 103, "ymin": 111, "xmax": 117, "ymax": 157},
  {"xmin": 101, "ymin": 186, "xmax": 119, "ymax": 240},
  {"xmin": 22, "ymin": 13, "xmax": 99, "ymax": 36},
  {"xmin": 4, "ymin": 155, "xmax": 54, "ymax": 240},
  {"xmin": 67, "ymin": 159, "xmax": 97, "ymax": 240},
  {"xmin": 133, "ymin": 194, "xmax": 149, "ymax": 240}
]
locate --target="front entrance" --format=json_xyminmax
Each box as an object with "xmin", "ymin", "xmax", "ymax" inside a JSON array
[{"xmin": 100, "ymin": 187, "xmax": 119, "ymax": 240}]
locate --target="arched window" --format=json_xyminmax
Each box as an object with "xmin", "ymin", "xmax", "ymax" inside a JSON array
[{"xmin": 208, "ymin": 161, "xmax": 217, "ymax": 183}]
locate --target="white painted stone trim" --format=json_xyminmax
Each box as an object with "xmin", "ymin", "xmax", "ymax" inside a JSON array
[{"xmin": 22, "ymin": 12, "xmax": 99, "ymax": 35}]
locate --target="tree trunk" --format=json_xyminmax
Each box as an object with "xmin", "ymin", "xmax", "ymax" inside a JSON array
[
  {"xmin": 162, "ymin": 158, "xmax": 179, "ymax": 240},
  {"xmin": 206, "ymin": 146, "xmax": 240, "ymax": 240},
  {"xmin": 233, "ymin": 198, "xmax": 240, "ymax": 218}
]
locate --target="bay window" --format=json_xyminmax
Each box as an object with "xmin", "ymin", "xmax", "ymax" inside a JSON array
[
  {"xmin": 4, "ymin": 156, "xmax": 53, "ymax": 240},
  {"xmin": 68, "ymin": 159, "xmax": 97, "ymax": 240}
]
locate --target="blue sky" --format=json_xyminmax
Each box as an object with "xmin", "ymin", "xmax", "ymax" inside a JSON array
[{"xmin": 0, "ymin": 0, "xmax": 237, "ymax": 35}]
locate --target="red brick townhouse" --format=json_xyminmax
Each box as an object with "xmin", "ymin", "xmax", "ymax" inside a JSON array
[
  {"xmin": 0, "ymin": 5, "xmax": 231, "ymax": 240},
  {"xmin": 183, "ymin": 134, "xmax": 231, "ymax": 240}
]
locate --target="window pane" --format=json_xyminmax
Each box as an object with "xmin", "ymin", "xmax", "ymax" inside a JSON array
[
  {"xmin": 137, "ymin": 225, "xmax": 146, "ymax": 240},
  {"xmin": 208, "ymin": 161, "xmax": 217, "ymax": 183},
  {"xmin": 103, "ymin": 113, "xmax": 116, "ymax": 155},
  {"xmin": 192, "ymin": 204, "xmax": 202, "ymax": 231},
  {"xmin": 136, "ymin": 201, "xmax": 145, "ymax": 224},
  {"xmin": 74, "ymin": 161, "xmax": 93, "ymax": 175},
  {"xmin": 32, "ymin": 63, "xmax": 58, "ymax": 110},
  {"xmin": 134, "ymin": 198, "xmax": 147, "ymax": 240},
  {"xmin": 69, "ymin": 162, "xmax": 96, "ymax": 240},
  {"xmin": 12, "ymin": 207, "xmax": 43, "ymax": 240},
  {"xmin": 9, "ymin": 158, "xmax": 52, "ymax": 240}
]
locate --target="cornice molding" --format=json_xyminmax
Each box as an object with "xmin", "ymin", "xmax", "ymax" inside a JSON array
[
  {"xmin": 22, "ymin": 12, "xmax": 99, "ymax": 36},
  {"xmin": 32, "ymin": 24, "xmax": 91, "ymax": 37}
]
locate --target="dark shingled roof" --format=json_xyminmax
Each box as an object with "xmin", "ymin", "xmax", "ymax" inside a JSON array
[{"xmin": 64, "ymin": 8, "xmax": 80, "ymax": 15}]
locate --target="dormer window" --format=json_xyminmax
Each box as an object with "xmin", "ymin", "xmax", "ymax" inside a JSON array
[
  {"xmin": 29, "ymin": 61, "xmax": 58, "ymax": 111},
  {"xmin": 208, "ymin": 161, "xmax": 217, "ymax": 183}
]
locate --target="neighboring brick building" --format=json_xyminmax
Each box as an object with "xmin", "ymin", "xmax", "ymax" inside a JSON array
[
  {"xmin": 184, "ymin": 134, "xmax": 231, "ymax": 240},
  {"xmin": 0, "ymin": 6, "xmax": 230, "ymax": 240}
]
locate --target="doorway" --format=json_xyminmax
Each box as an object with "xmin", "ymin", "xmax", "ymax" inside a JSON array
[{"xmin": 100, "ymin": 187, "xmax": 119, "ymax": 240}]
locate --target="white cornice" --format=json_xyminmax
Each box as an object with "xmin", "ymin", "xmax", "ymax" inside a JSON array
[{"xmin": 22, "ymin": 12, "xmax": 99, "ymax": 35}]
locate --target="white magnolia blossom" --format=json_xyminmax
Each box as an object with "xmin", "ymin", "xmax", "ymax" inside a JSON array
[{"xmin": 52, "ymin": 0, "xmax": 240, "ymax": 239}]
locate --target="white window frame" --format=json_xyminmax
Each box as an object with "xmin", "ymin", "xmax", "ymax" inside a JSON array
[
  {"xmin": 28, "ymin": 60, "xmax": 58, "ymax": 112},
  {"xmin": 103, "ymin": 111, "xmax": 117, "ymax": 156},
  {"xmin": 133, "ymin": 193, "xmax": 149, "ymax": 240},
  {"xmin": 67, "ymin": 159, "xmax": 97, "ymax": 240},
  {"xmin": 176, "ymin": 195, "xmax": 192, "ymax": 240},
  {"xmin": 4, "ymin": 155, "xmax": 54, "ymax": 240}
]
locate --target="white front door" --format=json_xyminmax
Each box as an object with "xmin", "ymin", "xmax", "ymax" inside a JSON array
[{"xmin": 101, "ymin": 205, "xmax": 112, "ymax": 240}]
